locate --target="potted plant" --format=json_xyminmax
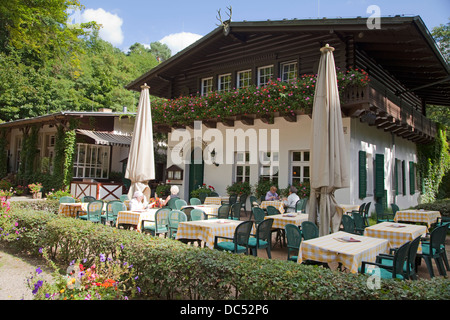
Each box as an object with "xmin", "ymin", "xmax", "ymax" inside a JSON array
[
  {"xmin": 0, "ymin": 187, "xmax": 14, "ymax": 199},
  {"xmin": 226, "ymin": 181, "xmax": 252, "ymax": 196},
  {"xmin": 28, "ymin": 182, "xmax": 43, "ymax": 199}
]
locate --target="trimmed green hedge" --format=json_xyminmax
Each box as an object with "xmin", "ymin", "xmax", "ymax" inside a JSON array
[{"xmin": 4, "ymin": 208, "xmax": 450, "ymax": 300}]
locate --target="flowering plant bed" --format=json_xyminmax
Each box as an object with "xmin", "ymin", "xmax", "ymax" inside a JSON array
[
  {"xmin": 28, "ymin": 247, "xmax": 139, "ymax": 300},
  {"xmin": 151, "ymin": 68, "xmax": 369, "ymax": 126}
]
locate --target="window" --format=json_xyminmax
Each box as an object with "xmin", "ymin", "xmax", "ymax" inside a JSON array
[
  {"xmin": 257, "ymin": 65, "xmax": 273, "ymax": 86},
  {"xmin": 280, "ymin": 61, "xmax": 298, "ymax": 82},
  {"xmin": 73, "ymin": 143, "xmax": 110, "ymax": 179},
  {"xmin": 290, "ymin": 151, "xmax": 310, "ymax": 184},
  {"xmin": 237, "ymin": 70, "xmax": 252, "ymax": 89},
  {"xmin": 15, "ymin": 136, "xmax": 22, "ymax": 172},
  {"xmin": 234, "ymin": 152, "xmax": 250, "ymax": 183},
  {"xmin": 260, "ymin": 151, "xmax": 279, "ymax": 182},
  {"xmin": 218, "ymin": 73, "xmax": 232, "ymax": 92},
  {"xmin": 201, "ymin": 77, "xmax": 213, "ymax": 96}
]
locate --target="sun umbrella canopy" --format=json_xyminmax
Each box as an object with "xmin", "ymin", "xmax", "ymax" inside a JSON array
[
  {"xmin": 308, "ymin": 44, "xmax": 350, "ymax": 236},
  {"xmin": 125, "ymin": 83, "xmax": 155, "ymax": 198}
]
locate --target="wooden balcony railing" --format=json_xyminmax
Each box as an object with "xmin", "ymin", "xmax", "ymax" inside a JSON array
[{"xmin": 341, "ymin": 85, "xmax": 436, "ymax": 143}]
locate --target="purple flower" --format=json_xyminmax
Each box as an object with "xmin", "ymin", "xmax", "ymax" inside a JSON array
[{"xmin": 36, "ymin": 267, "xmax": 42, "ymax": 275}]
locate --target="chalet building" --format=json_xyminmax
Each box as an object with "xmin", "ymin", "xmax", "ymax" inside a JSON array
[
  {"xmin": 0, "ymin": 110, "xmax": 138, "ymax": 199},
  {"xmin": 126, "ymin": 15, "xmax": 450, "ymax": 213}
]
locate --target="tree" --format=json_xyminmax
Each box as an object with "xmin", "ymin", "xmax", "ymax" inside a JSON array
[{"xmin": 149, "ymin": 41, "xmax": 172, "ymax": 61}]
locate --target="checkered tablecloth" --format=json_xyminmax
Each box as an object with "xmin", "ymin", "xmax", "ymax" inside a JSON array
[
  {"xmin": 182, "ymin": 205, "xmax": 221, "ymax": 218},
  {"xmin": 265, "ymin": 213, "xmax": 309, "ymax": 229},
  {"xmin": 58, "ymin": 203, "xmax": 88, "ymax": 217},
  {"xmin": 297, "ymin": 231, "xmax": 390, "ymax": 273},
  {"xmin": 364, "ymin": 222, "xmax": 427, "ymax": 253},
  {"xmin": 260, "ymin": 201, "xmax": 285, "ymax": 214},
  {"xmin": 175, "ymin": 220, "xmax": 243, "ymax": 249},
  {"xmin": 115, "ymin": 209, "xmax": 158, "ymax": 231},
  {"xmin": 394, "ymin": 210, "xmax": 441, "ymax": 227},
  {"xmin": 204, "ymin": 197, "xmax": 223, "ymax": 205}
]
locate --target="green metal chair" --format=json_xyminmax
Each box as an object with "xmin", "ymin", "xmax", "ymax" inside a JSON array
[
  {"xmin": 166, "ymin": 197, "xmax": 178, "ymax": 210},
  {"xmin": 119, "ymin": 194, "xmax": 129, "ymax": 202},
  {"xmin": 295, "ymin": 198, "xmax": 307, "ymax": 212},
  {"xmin": 248, "ymin": 218, "xmax": 274, "ymax": 259},
  {"xmin": 190, "ymin": 197, "xmax": 201, "ymax": 205},
  {"xmin": 216, "ymin": 204, "xmax": 230, "ymax": 219},
  {"xmin": 190, "ymin": 208, "xmax": 206, "ymax": 221},
  {"xmin": 374, "ymin": 203, "xmax": 395, "ymax": 223},
  {"xmin": 199, "ymin": 192, "xmax": 208, "ymax": 204},
  {"xmin": 175, "ymin": 199, "xmax": 187, "ymax": 210},
  {"xmin": 285, "ymin": 223, "xmax": 302, "ymax": 262},
  {"xmin": 141, "ymin": 207, "xmax": 170, "ymax": 237},
  {"xmin": 214, "ymin": 220, "xmax": 253, "ymax": 254},
  {"xmin": 102, "ymin": 200, "xmax": 123, "ymax": 226},
  {"xmin": 230, "ymin": 202, "xmax": 241, "ymax": 220},
  {"xmin": 248, "ymin": 195, "xmax": 259, "ymax": 221},
  {"xmin": 210, "ymin": 191, "xmax": 219, "ymax": 197},
  {"xmin": 168, "ymin": 210, "xmax": 187, "ymax": 239},
  {"xmin": 351, "ymin": 212, "xmax": 367, "ymax": 235},
  {"xmin": 252, "ymin": 207, "xmax": 267, "ymax": 227},
  {"xmin": 266, "ymin": 205, "xmax": 280, "ymax": 216},
  {"xmin": 239, "ymin": 193, "xmax": 248, "ymax": 215},
  {"xmin": 360, "ymin": 240, "xmax": 410, "ymax": 280},
  {"xmin": 59, "ymin": 196, "xmax": 75, "ymax": 204},
  {"xmin": 228, "ymin": 194, "xmax": 237, "ymax": 206},
  {"xmin": 79, "ymin": 200, "xmax": 104, "ymax": 223},
  {"xmin": 377, "ymin": 235, "xmax": 422, "ymax": 280},
  {"xmin": 301, "ymin": 221, "xmax": 319, "ymax": 240},
  {"xmin": 390, "ymin": 203, "xmax": 400, "ymax": 216},
  {"xmin": 80, "ymin": 196, "xmax": 96, "ymax": 203},
  {"xmin": 363, "ymin": 201, "xmax": 371, "ymax": 226},
  {"xmin": 341, "ymin": 215, "xmax": 356, "ymax": 233},
  {"xmin": 418, "ymin": 224, "xmax": 448, "ymax": 278}
]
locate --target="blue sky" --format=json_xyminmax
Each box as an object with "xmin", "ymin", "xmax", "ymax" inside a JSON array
[{"xmin": 76, "ymin": 0, "xmax": 450, "ymax": 54}]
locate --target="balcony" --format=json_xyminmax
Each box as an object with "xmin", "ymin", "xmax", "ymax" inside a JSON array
[{"xmin": 341, "ymin": 84, "xmax": 436, "ymax": 143}]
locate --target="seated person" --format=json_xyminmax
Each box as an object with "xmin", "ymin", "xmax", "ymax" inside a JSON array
[
  {"xmin": 162, "ymin": 185, "xmax": 180, "ymax": 206},
  {"xmin": 129, "ymin": 191, "xmax": 148, "ymax": 211},
  {"xmin": 265, "ymin": 186, "xmax": 279, "ymax": 201},
  {"xmin": 282, "ymin": 186, "xmax": 300, "ymax": 213}
]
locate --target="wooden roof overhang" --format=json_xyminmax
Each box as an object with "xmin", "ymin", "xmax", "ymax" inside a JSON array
[{"xmin": 126, "ymin": 16, "xmax": 450, "ymax": 108}]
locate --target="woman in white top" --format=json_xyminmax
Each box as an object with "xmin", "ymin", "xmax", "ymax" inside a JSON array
[
  {"xmin": 129, "ymin": 191, "xmax": 147, "ymax": 211},
  {"xmin": 282, "ymin": 186, "xmax": 300, "ymax": 213}
]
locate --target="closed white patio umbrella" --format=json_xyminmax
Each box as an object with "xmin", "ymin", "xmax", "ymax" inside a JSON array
[
  {"xmin": 308, "ymin": 44, "xmax": 350, "ymax": 236},
  {"xmin": 125, "ymin": 83, "xmax": 155, "ymax": 199}
]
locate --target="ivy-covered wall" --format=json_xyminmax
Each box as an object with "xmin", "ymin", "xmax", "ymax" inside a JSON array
[{"xmin": 417, "ymin": 124, "xmax": 450, "ymax": 203}]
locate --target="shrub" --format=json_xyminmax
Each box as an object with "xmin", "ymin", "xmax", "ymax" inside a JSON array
[
  {"xmin": 226, "ymin": 181, "xmax": 251, "ymax": 196},
  {"xmin": 253, "ymin": 179, "xmax": 278, "ymax": 199},
  {"xmin": 5, "ymin": 208, "xmax": 450, "ymax": 300},
  {"xmin": 415, "ymin": 198, "xmax": 450, "ymax": 217},
  {"xmin": 190, "ymin": 184, "xmax": 215, "ymax": 198}
]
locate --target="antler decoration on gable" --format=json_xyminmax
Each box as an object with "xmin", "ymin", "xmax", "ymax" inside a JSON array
[{"xmin": 216, "ymin": 6, "xmax": 232, "ymax": 36}]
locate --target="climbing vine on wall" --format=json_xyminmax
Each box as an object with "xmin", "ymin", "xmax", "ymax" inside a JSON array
[
  {"xmin": 53, "ymin": 119, "xmax": 78, "ymax": 190},
  {"xmin": 417, "ymin": 124, "xmax": 450, "ymax": 203},
  {"xmin": 0, "ymin": 130, "xmax": 7, "ymax": 178}
]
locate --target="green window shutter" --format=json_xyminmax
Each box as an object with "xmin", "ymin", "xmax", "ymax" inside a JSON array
[
  {"xmin": 375, "ymin": 153, "xmax": 385, "ymax": 198},
  {"xmin": 358, "ymin": 151, "xmax": 367, "ymax": 199},
  {"xmin": 402, "ymin": 160, "xmax": 406, "ymax": 195},
  {"xmin": 409, "ymin": 161, "xmax": 415, "ymax": 195},
  {"xmin": 394, "ymin": 158, "xmax": 398, "ymax": 196}
]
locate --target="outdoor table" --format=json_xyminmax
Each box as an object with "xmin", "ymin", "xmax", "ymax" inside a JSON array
[
  {"xmin": 394, "ymin": 209, "xmax": 441, "ymax": 228},
  {"xmin": 265, "ymin": 213, "xmax": 309, "ymax": 229},
  {"xmin": 181, "ymin": 204, "xmax": 221, "ymax": 218},
  {"xmin": 363, "ymin": 221, "xmax": 427, "ymax": 253},
  {"xmin": 58, "ymin": 203, "xmax": 87, "ymax": 217},
  {"xmin": 297, "ymin": 231, "xmax": 390, "ymax": 273},
  {"xmin": 336, "ymin": 204, "xmax": 360, "ymax": 215},
  {"xmin": 175, "ymin": 219, "xmax": 243, "ymax": 249},
  {"xmin": 203, "ymin": 197, "xmax": 223, "ymax": 205},
  {"xmin": 260, "ymin": 200, "xmax": 285, "ymax": 214},
  {"xmin": 115, "ymin": 208, "xmax": 158, "ymax": 231}
]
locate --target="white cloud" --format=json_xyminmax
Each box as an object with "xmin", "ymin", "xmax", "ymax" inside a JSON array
[
  {"xmin": 81, "ymin": 8, "xmax": 124, "ymax": 46},
  {"xmin": 159, "ymin": 32, "xmax": 203, "ymax": 55}
]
